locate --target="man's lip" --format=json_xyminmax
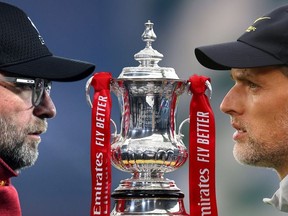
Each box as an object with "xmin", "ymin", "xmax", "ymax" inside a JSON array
[
  {"xmin": 232, "ymin": 130, "xmax": 247, "ymax": 140},
  {"xmin": 28, "ymin": 131, "xmax": 44, "ymax": 136},
  {"xmin": 231, "ymin": 123, "xmax": 247, "ymax": 140},
  {"xmin": 231, "ymin": 122, "xmax": 246, "ymax": 131},
  {"xmin": 26, "ymin": 133, "xmax": 41, "ymax": 141}
]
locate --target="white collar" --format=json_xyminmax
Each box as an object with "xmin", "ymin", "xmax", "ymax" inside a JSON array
[{"xmin": 263, "ymin": 175, "xmax": 288, "ymax": 212}]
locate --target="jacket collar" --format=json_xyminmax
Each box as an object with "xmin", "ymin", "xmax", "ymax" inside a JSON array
[
  {"xmin": 0, "ymin": 158, "xmax": 18, "ymax": 184},
  {"xmin": 263, "ymin": 175, "xmax": 288, "ymax": 212}
]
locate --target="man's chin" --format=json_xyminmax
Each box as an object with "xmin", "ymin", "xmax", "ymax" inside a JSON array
[
  {"xmin": 233, "ymin": 147, "xmax": 265, "ymax": 167},
  {"xmin": 13, "ymin": 142, "xmax": 39, "ymax": 171}
]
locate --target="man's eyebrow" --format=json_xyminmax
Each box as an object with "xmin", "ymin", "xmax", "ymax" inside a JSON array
[{"xmin": 231, "ymin": 69, "xmax": 255, "ymax": 81}]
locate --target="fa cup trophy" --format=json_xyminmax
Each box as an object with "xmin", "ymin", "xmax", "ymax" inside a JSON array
[
  {"xmin": 86, "ymin": 20, "xmax": 217, "ymax": 216},
  {"xmin": 110, "ymin": 20, "xmax": 188, "ymax": 215}
]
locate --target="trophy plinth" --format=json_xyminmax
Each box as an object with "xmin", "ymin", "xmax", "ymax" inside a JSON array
[{"xmin": 110, "ymin": 20, "xmax": 189, "ymax": 216}]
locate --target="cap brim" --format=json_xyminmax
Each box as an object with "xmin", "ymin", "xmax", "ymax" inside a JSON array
[
  {"xmin": 0, "ymin": 55, "xmax": 95, "ymax": 81},
  {"xmin": 195, "ymin": 41, "xmax": 284, "ymax": 70}
]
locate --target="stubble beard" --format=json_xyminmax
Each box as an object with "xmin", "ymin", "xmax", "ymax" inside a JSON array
[
  {"xmin": 233, "ymin": 122, "xmax": 288, "ymax": 171},
  {"xmin": 0, "ymin": 117, "xmax": 47, "ymax": 171}
]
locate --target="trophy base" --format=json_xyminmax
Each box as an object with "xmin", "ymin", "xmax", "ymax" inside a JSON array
[
  {"xmin": 111, "ymin": 190, "xmax": 188, "ymax": 216},
  {"xmin": 110, "ymin": 173, "xmax": 188, "ymax": 215}
]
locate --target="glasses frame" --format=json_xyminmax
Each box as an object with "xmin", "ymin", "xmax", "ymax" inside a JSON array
[{"xmin": 0, "ymin": 76, "xmax": 52, "ymax": 107}]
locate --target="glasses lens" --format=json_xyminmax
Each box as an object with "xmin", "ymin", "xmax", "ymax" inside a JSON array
[
  {"xmin": 45, "ymin": 82, "xmax": 52, "ymax": 96},
  {"xmin": 32, "ymin": 79, "xmax": 44, "ymax": 106}
]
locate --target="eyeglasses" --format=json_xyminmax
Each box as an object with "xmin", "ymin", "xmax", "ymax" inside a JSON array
[{"xmin": 0, "ymin": 76, "xmax": 52, "ymax": 107}]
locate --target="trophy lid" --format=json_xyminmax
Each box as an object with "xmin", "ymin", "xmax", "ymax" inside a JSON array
[{"xmin": 118, "ymin": 20, "xmax": 179, "ymax": 79}]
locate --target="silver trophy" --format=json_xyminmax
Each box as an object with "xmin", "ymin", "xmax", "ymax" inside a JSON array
[{"xmin": 87, "ymin": 20, "xmax": 190, "ymax": 215}]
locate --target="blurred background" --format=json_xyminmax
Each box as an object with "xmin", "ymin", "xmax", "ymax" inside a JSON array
[{"xmin": 2, "ymin": 0, "xmax": 288, "ymax": 215}]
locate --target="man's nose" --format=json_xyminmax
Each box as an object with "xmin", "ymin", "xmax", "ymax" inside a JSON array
[
  {"xmin": 220, "ymin": 85, "xmax": 244, "ymax": 116},
  {"xmin": 33, "ymin": 91, "xmax": 57, "ymax": 119}
]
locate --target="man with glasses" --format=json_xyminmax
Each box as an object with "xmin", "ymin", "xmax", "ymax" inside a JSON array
[
  {"xmin": 195, "ymin": 4, "xmax": 288, "ymax": 213},
  {"xmin": 0, "ymin": 2, "xmax": 95, "ymax": 215}
]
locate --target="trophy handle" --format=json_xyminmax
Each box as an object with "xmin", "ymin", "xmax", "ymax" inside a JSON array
[
  {"xmin": 177, "ymin": 117, "xmax": 190, "ymax": 140},
  {"xmin": 205, "ymin": 80, "xmax": 212, "ymax": 99},
  {"xmin": 177, "ymin": 79, "xmax": 212, "ymax": 140},
  {"xmin": 186, "ymin": 79, "xmax": 212, "ymax": 99},
  {"xmin": 85, "ymin": 76, "xmax": 93, "ymax": 108},
  {"xmin": 110, "ymin": 118, "xmax": 118, "ymax": 141},
  {"xmin": 85, "ymin": 76, "xmax": 118, "ymax": 140}
]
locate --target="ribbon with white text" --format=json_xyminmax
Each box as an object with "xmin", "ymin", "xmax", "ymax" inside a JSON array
[
  {"xmin": 89, "ymin": 72, "xmax": 112, "ymax": 216},
  {"xmin": 188, "ymin": 74, "xmax": 218, "ymax": 216}
]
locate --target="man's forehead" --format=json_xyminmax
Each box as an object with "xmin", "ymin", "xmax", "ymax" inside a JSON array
[{"xmin": 230, "ymin": 67, "xmax": 286, "ymax": 80}]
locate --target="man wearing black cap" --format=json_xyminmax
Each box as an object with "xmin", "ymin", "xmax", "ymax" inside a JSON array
[
  {"xmin": 0, "ymin": 2, "xmax": 95, "ymax": 215},
  {"xmin": 195, "ymin": 4, "xmax": 288, "ymax": 213}
]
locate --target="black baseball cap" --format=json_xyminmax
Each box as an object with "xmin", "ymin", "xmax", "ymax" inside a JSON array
[
  {"xmin": 195, "ymin": 5, "xmax": 288, "ymax": 70},
  {"xmin": 0, "ymin": 2, "xmax": 95, "ymax": 81}
]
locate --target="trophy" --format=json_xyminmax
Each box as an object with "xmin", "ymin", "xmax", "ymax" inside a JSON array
[
  {"xmin": 109, "ymin": 20, "xmax": 189, "ymax": 215},
  {"xmin": 86, "ymin": 20, "xmax": 217, "ymax": 216}
]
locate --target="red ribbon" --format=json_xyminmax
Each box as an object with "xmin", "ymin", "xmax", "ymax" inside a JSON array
[
  {"xmin": 89, "ymin": 72, "xmax": 112, "ymax": 216},
  {"xmin": 188, "ymin": 74, "xmax": 218, "ymax": 216}
]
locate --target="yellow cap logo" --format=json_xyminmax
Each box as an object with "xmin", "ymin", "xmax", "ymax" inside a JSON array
[{"xmin": 246, "ymin": 16, "xmax": 271, "ymax": 32}]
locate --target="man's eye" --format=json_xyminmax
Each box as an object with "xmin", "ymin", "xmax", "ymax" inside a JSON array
[
  {"xmin": 247, "ymin": 81, "xmax": 258, "ymax": 89},
  {"xmin": 15, "ymin": 83, "xmax": 33, "ymax": 91}
]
